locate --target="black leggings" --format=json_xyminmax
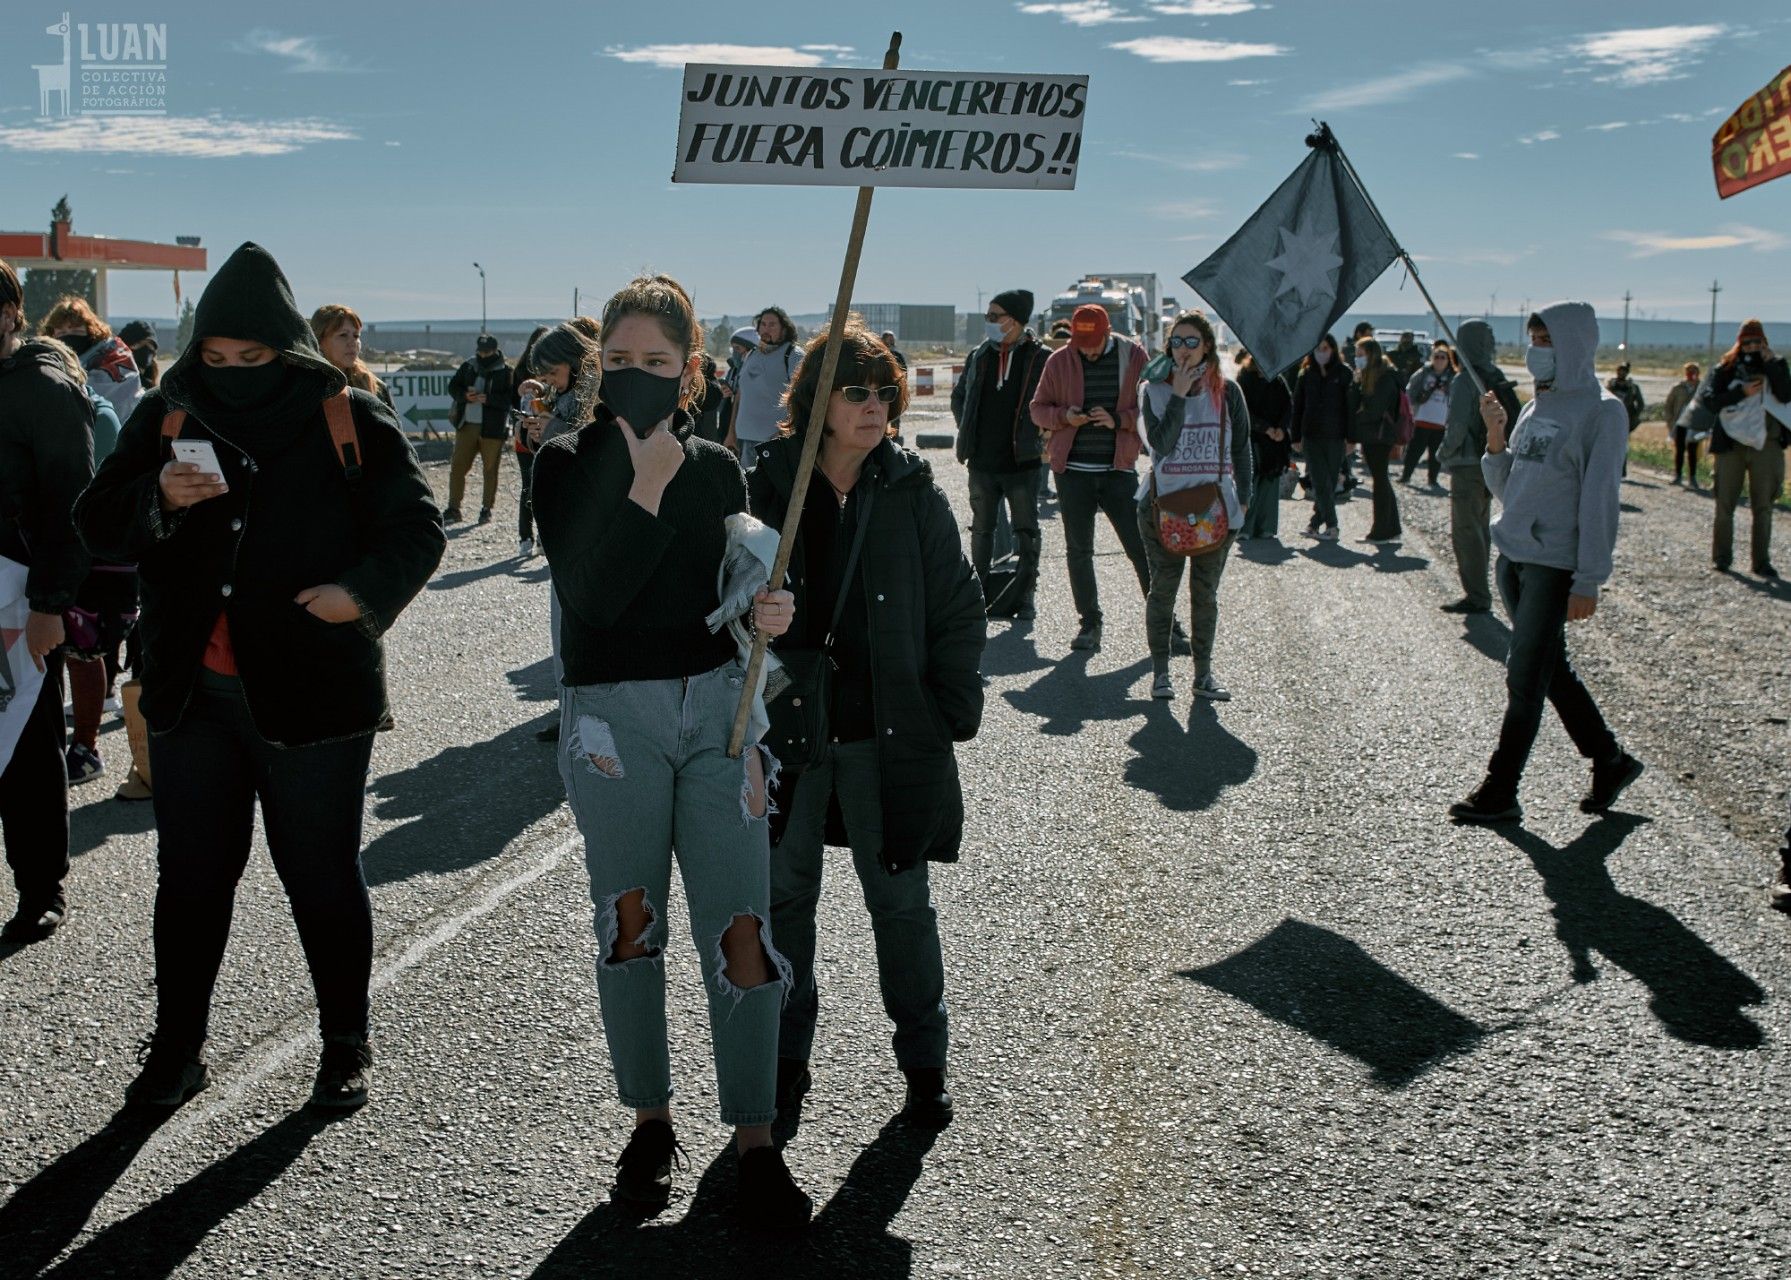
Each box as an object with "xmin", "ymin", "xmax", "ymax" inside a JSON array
[
  {"xmin": 1673, "ymin": 427, "xmax": 1702, "ymax": 482},
  {"xmin": 148, "ymin": 673, "xmax": 376, "ymax": 1050},
  {"xmin": 516, "ymin": 448, "xmax": 536, "ymax": 540}
]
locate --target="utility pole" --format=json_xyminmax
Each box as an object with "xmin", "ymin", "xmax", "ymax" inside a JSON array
[
  {"xmin": 573, "ymin": 287, "xmax": 579, "ymax": 317},
  {"xmin": 1621, "ymin": 289, "xmax": 1632, "ymax": 355},
  {"xmin": 473, "ymin": 262, "xmax": 487, "ymax": 334},
  {"xmin": 1707, "ymin": 280, "xmax": 1722, "ymax": 366}
]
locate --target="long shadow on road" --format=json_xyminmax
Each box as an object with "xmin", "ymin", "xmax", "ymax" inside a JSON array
[
  {"xmin": 1180, "ymin": 918, "xmax": 1488, "ymax": 1089},
  {"xmin": 1494, "ymin": 813, "xmax": 1766, "ymax": 1049},
  {"xmin": 37, "ymin": 1109, "xmax": 339, "ymax": 1279},
  {"xmin": 535, "ymin": 1121, "xmax": 937, "ymax": 1279},
  {"xmin": 1003, "ymin": 652, "xmax": 1150, "ymax": 736},
  {"xmin": 1124, "ymin": 699, "xmax": 1256, "ymax": 813},
  {"xmin": 0, "ymin": 1105, "xmax": 173, "ymax": 1275}
]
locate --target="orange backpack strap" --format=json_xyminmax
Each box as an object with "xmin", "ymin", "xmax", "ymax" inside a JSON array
[{"xmin": 321, "ymin": 388, "xmax": 363, "ymax": 481}]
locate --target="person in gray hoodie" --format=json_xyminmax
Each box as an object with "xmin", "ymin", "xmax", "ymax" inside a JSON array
[
  {"xmin": 730, "ymin": 306, "xmax": 803, "ymax": 460},
  {"xmin": 1449, "ymin": 302, "xmax": 1642, "ymax": 825},
  {"xmin": 1436, "ymin": 319, "xmax": 1519, "ymax": 614}
]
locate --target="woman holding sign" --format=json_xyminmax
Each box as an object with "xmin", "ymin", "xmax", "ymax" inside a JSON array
[
  {"xmin": 529, "ymin": 274, "xmax": 810, "ymax": 1226},
  {"xmin": 75, "ymin": 242, "xmax": 444, "ymax": 1112}
]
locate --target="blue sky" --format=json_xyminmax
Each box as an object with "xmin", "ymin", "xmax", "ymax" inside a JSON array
[{"xmin": 2, "ymin": 0, "xmax": 1787, "ymax": 330}]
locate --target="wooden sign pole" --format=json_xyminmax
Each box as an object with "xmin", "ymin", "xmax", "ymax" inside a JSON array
[{"xmin": 728, "ymin": 30, "xmax": 902, "ymax": 759}]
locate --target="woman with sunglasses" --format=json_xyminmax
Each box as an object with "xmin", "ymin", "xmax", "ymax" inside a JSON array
[{"xmin": 745, "ymin": 321, "xmax": 986, "ymax": 1132}]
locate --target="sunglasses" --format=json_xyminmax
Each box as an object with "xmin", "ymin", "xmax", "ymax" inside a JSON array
[
  {"xmin": 1167, "ymin": 335, "xmax": 1204, "ymax": 350},
  {"xmin": 984, "ymin": 312, "xmax": 1007, "ymax": 323},
  {"xmin": 839, "ymin": 385, "xmax": 900, "ymax": 404}
]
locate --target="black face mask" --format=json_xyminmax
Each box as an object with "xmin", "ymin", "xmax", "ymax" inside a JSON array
[
  {"xmin": 60, "ymin": 331, "xmax": 98, "ymax": 356},
  {"xmin": 199, "ymin": 359, "xmax": 289, "ymax": 410},
  {"xmin": 599, "ymin": 365, "xmax": 684, "ymax": 439}
]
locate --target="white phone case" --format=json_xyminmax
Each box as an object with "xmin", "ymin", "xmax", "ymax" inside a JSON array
[{"xmin": 172, "ymin": 440, "xmax": 222, "ymax": 473}]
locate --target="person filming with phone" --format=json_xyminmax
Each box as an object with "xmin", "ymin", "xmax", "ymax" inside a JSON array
[{"xmin": 75, "ymin": 242, "xmax": 444, "ymax": 1113}]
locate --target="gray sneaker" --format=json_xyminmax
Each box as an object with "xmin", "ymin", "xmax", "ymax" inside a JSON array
[
  {"xmin": 1317, "ymin": 526, "xmax": 1340, "ymax": 542},
  {"xmin": 1193, "ymin": 673, "xmax": 1231, "ymax": 701},
  {"xmin": 1150, "ymin": 672, "xmax": 1174, "ymax": 700}
]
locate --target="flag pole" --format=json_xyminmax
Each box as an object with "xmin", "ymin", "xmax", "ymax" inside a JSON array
[
  {"xmin": 727, "ymin": 31, "xmax": 902, "ymax": 760},
  {"xmin": 1315, "ymin": 121, "xmax": 1488, "ymax": 398}
]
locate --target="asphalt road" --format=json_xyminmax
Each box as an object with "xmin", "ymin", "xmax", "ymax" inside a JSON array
[{"xmin": 2, "ymin": 428, "xmax": 1787, "ymax": 1279}]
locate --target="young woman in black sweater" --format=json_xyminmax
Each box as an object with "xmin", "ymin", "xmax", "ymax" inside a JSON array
[
  {"xmin": 75, "ymin": 242, "xmax": 444, "ymax": 1111},
  {"xmin": 529, "ymin": 275, "xmax": 810, "ymax": 1226}
]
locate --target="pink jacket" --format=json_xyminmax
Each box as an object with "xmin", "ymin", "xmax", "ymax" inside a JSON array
[{"xmin": 1029, "ymin": 338, "xmax": 1149, "ymax": 474}]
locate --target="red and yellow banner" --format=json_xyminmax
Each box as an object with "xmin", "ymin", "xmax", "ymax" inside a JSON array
[{"xmin": 1713, "ymin": 64, "xmax": 1791, "ymax": 199}]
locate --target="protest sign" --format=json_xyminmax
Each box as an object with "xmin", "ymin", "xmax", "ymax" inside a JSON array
[
  {"xmin": 1713, "ymin": 64, "xmax": 1791, "ymax": 199},
  {"xmin": 674, "ymin": 65, "xmax": 1086, "ymax": 190},
  {"xmin": 380, "ymin": 368, "xmax": 457, "ymax": 436}
]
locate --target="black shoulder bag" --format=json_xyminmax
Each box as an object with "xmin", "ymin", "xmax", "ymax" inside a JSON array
[{"xmin": 763, "ymin": 482, "xmax": 875, "ymax": 772}]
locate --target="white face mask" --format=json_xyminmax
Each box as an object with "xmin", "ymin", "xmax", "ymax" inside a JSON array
[
  {"xmin": 1314, "ymin": 348, "xmax": 1332, "ymax": 366},
  {"xmin": 985, "ymin": 322, "xmax": 1007, "ymax": 344},
  {"xmin": 1353, "ymin": 355, "xmax": 1368, "ymax": 371},
  {"xmin": 1526, "ymin": 345, "xmax": 1556, "ymax": 384}
]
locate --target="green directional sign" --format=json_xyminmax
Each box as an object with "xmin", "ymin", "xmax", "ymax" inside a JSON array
[{"xmin": 403, "ymin": 402, "xmax": 451, "ymax": 425}]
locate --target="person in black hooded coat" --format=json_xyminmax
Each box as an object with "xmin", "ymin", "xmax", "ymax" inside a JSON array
[
  {"xmin": 747, "ymin": 323, "xmax": 985, "ymax": 1130},
  {"xmin": 75, "ymin": 242, "xmax": 444, "ymax": 1112}
]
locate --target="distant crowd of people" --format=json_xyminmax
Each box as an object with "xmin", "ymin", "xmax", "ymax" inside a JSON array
[{"xmin": 3, "ymin": 241, "xmax": 1788, "ymax": 1237}]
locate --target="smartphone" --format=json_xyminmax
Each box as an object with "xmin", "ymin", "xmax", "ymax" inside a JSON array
[{"xmin": 172, "ymin": 439, "xmax": 223, "ymax": 475}]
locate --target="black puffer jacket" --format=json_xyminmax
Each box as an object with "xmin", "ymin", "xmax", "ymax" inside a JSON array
[
  {"xmin": 748, "ymin": 434, "xmax": 986, "ymax": 872},
  {"xmin": 0, "ymin": 339, "xmax": 95, "ymax": 611},
  {"xmin": 1290, "ymin": 360, "xmax": 1350, "ymax": 443},
  {"xmin": 75, "ymin": 242, "xmax": 445, "ymax": 747}
]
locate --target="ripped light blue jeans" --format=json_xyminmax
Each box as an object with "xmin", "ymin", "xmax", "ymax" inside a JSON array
[{"xmin": 559, "ymin": 660, "xmax": 788, "ymax": 1126}]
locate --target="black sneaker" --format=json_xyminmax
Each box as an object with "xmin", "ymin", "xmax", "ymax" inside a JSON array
[
  {"xmin": 478, "ymin": 507, "xmax": 493, "ymax": 525},
  {"xmin": 613, "ymin": 1118, "xmax": 682, "ymax": 1211},
  {"xmin": 1070, "ymin": 622, "xmax": 1102, "ymax": 653},
  {"xmin": 1448, "ymin": 785, "xmax": 1521, "ymax": 825},
  {"xmin": 310, "ymin": 1035, "xmax": 373, "ymax": 1110},
  {"xmin": 1580, "ymin": 752, "xmax": 1644, "ymax": 815},
  {"xmin": 775, "ymin": 1057, "xmax": 812, "ymax": 1113},
  {"xmin": 900, "ymin": 1067, "xmax": 955, "ymax": 1129},
  {"xmin": 1440, "ymin": 598, "xmax": 1492, "ymax": 615},
  {"xmin": 736, "ymin": 1145, "xmax": 812, "ymax": 1229},
  {"xmin": 534, "ymin": 723, "xmax": 561, "ymax": 743},
  {"xmin": 125, "ymin": 1037, "xmax": 209, "ymax": 1108},
  {"xmin": 1755, "ymin": 563, "xmax": 1780, "ymax": 580},
  {"xmin": 443, "ymin": 507, "xmax": 463, "ymax": 523},
  {"xmin": 2, "ymin": 899, "xmax": 66, "ymax": 944}
]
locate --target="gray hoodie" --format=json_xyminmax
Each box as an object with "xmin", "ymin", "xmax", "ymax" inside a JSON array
[
  {"xmin": 1438, "ymin": 318, "xmax": 1508, "ymax": 472},
  {"xmin": 1482, "ymin": 301, "xmax": 1628, "ymax": 599}
]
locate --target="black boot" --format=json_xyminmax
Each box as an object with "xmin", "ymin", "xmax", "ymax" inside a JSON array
[
  {"xmin": 613, "ymin": 1119, "xmax": 683, "ymax": 1211},
  {"xmin": 900, "ymin": 1067, "xmax": 955, "ymax": 1128},
  {"xmin": 125, "ymin": 1036, "xmax": 209, "ymax": 1108},
  {"xmin": 1448, "ymin": 782, "xmax": 1521, "ymax": 825},
  {"xmin": 310, "ymin": 1035, "xmax": 374, "ymax": 1110},
  {"xmin": 1770, "ymin": 828, "xmax": 1791, "ymax": 915},
  {"xmin": 1580, "ymin": 752, "xmax": 1643, "ymax": 815}
]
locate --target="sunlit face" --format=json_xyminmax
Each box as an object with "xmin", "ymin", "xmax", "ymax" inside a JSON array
[
  {"xmin": 601, "ymin": 314, "xmax": 696, "ymax": 399},
  {"xmin": 825, "ymin": 378, "xmax": 893, "ymax": 449},
  {"xmin": 538, "ymin": 362, "xmax": 571, "ymax": 393},
  {"xmin": 756, "ymin": 313, "xmax": 784, "ymax": 347},
  {"xmin": 1167, "ymin": 324, "xmax": 1204, "ymax": 368},
  {"xmin": 200, "ymin": 337, "xmax": 276, "ymax": 366},
  {"xmin": 323, "ymin": 322, "xmax": 361, "ymax": 371}
]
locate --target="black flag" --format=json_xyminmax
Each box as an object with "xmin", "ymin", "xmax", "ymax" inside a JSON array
[{"xmin": 1183, "ymin": 129, "xmax": 1399, "ymax": 380}]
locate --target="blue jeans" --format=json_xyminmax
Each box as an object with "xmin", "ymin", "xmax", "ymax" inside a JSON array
[
  {"xmin": 147, "ymin": 671, "xmax": 375, "ymax": 1052},
  {"xmin": 1485, "ymin": 558, "xmax": 1620, "ymax": 795},
  {"xmin": 559, "ymin": 661, "xmax": 789, "ymax": 1125},
  {"xmin": 771, "ymin": 740, "xmax": 948, "ymax": 1071}
]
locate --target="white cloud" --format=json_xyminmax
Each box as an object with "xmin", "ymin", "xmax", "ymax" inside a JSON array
[
  {"xmin": 1115, "ymin": 148, "xmax": 1246, "ymax": 172},
  {"xmin": 1302, "ymin": 63, "xmax": 1473, "ymax": 111},
  {"xmin": 1149, "ymin": 0, "xmax": 1258, "ymax": 13},
  {"xmin": 1586, "ymin": 121, "xmax": 1630, "ymax": 131},
  {"xmin": 1227, "ymin": 78, "xmax": 1270, "ymax": 87},
  {"xmin": 1149, "ymin": 198, "xmax": 1219, "ymax": 218},
  {"xmin": 1577, "ymin": 24, "xmax": 1726, "ymax": 86},
  {"xmin": 1452, "ymin": 152, "xmax": 1479, "ymax": 160},
  {"xmin": 1017, "ymin": 2, "xmax": 1147, "ymax": 25},
  {"xmin": 603, "ymin": 43, "xmax": 851, "ymax": 69},
  {"xmin": 234, "ymin": 30, "xmax": 357, "ymax": 73},
  {"xmin": 1518, "ymin": 129, "xmax": 1560, "ymax": 145},
  {"xmin": 1110, "ymin": 36, "xmax": 1287, "ymax": 62},
  {"xmin": 0, "ymin": 115, "xmax": 357, "ymax": 157},
  {"xmin": 1602, "ymin": 225, "xmax": 1787, "ymax": 258}
]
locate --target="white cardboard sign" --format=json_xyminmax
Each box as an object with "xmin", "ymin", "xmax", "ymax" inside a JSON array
[{"xmin": 673, "ymin": 64, "xmax": 1087, "ymax": 190}]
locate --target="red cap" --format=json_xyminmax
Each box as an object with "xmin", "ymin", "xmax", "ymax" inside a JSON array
[{"xmin": 1070, "ymin": 304, "xmax": 1111, "ymax": 351}]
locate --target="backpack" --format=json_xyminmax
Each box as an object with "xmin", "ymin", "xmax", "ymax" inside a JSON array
[{"xmin": 160, "ymin": 387, "xmax": 363, "ymax": 481}]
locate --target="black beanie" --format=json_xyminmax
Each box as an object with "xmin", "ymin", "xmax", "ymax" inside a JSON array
[
  {"xmin": 990, "ymin": 289, "xmax": 1034, "ymax": 325},
  {"xmin": 118, "ymin": 319, "xmax": 157, "ymax": 346}
]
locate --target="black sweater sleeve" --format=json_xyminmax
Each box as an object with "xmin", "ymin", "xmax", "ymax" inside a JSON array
[
  {"xmin": 333, "ymin": 392, "xmax": 447, "ymax": 636},
  {"xmin": 532, "ymin": 437, "xmax": 675, "ymax": 632},
  {"xmin": 74, "ymin": 389, "xmax": 170, "ymax": 568},
  {"xmin": 20, "ymin": 375, "xmax": 95, "ymax": 613},
  {"xmin": 917, "ymin": 482, "xmax": 987, "ymax": 741}
]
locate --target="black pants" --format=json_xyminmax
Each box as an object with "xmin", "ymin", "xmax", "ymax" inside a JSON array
[
  {"xmin": 516, "ymin": 448, "xmax": 536, "ymax": 541},
  {"xmin": 1672, "ymin": 427, "xmax": 1701, "ymax": 483},
  {"xmin": 1362, "ymin": 441, "xmax": 1401, "ymax": 539},
  {"xmin": 1485, "ymin": 558, "xmax": 1619, "ymax": 796},
  {"xmin": 1303, "ymin": 437, "xmax": 1343, "ymax": 530},
  {"xmin": 1056, "ymin": 469, "xmax": 1151, "ymax": 627},
  {"xmin": 1401, "ymin": 427, "xmax": 1443, "ymax": 483},
  {"xmin": 148, "ymin": 672, "xmax": 376, "ymax": 1051},
  {"xmin": 967, "ymin": 465, "xmax": 1041, "ymax": 608},
  {"xmin": 2, "ymin": 651, "xmax": 69, "ymax": 910}
]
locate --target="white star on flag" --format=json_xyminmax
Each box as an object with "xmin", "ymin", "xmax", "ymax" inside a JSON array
[{"xmin": 1266, "ymin": 217, "xmax": 1344, "ymax": 309}]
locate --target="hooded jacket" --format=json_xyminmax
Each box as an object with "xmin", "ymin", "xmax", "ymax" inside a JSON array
[
  {"xmin": 1030, "ymin": 336, "xmax": 1149, "ymax": 474},
  {"xmin": 951, "ymin": 329, "xmax": 1048, "ymax": 467},
  {"xmin": 449, "ymin": 351, "xmax": 515, "ymax": 440},
  {"xmin": 0, "ymin": 339, "xmax": 95, "ymax": 612},
  {"xmin": 747, "ymin": 434, "xmax": 986, "ymax": 872},
  {"xmin": 1482, "ymin": 301, "xmax": 1627, "ymax": 599},
  {"xmin": 75, "ymin": 242, "xmax": 445, "ymax": 746},
  {"xmin": 1438, "ymin": 319, "xmax": 1515, "ymax": 472}
]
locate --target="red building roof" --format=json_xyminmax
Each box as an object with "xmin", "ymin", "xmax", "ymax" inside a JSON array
[{"xmin": 0, "ymin": 219, "xmax": 205, "ymax": 272}]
